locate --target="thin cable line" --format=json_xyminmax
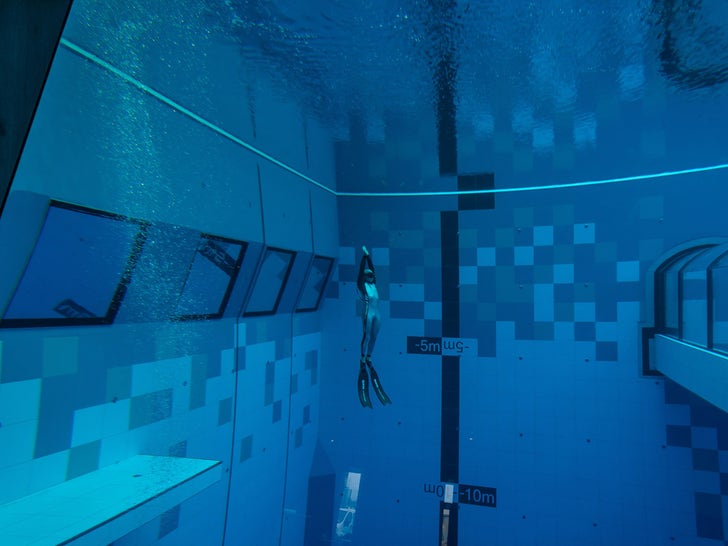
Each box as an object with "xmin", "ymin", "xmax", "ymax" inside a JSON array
[
  {"xmin": 59, "ymin": 37, "xmax": 337, "ymax": 196},
  {"xmin": 59, "ymin": 38, "xmax": 728, "ymax": 200},
  {"xmin": 337, "ymin": 163, "xmax": 728, "ymax": 197}
]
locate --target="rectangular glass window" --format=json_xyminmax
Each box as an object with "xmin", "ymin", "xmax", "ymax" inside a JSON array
[
  {"xmin": 1, "ymin": 202, "xmax": 146, "ymax": 327},
  {"xmin": 174, "ymin": 234, "xmax": 247, "ymax": 320},
  {"xmin": 296, "ymin": 255, "xmax": 333, "ymax": 312},
  {"xmin": 243, "ymin": 248, "xmax": 295, "ymax": 316},
  {"xmin": 335, "ymin": 472, "xmax": 360, "ymax": 539},
  {"xmin": 712, "ymin": 265, "xmax": 728, "ymax": 354}
]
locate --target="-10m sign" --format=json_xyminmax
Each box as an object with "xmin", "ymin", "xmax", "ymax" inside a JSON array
[{"xmin": 458, "ymin": 484, "xmax": 496, "ymax": 507}]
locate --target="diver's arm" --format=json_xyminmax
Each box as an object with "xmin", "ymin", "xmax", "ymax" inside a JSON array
[{"xmin": 357, "ymin": 253, "xmax": 367, "ymax": 295}]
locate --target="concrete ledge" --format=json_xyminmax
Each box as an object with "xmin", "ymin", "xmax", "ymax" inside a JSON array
[
  {"xmin": 0, "ymin": 455, "xmax": 222, "ymax": 545},
  {"xmin": 655, "ymin": 334, "xmax": 728, "ymax": 412}
]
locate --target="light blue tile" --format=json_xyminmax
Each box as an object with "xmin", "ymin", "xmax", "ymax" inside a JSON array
[
  {"xmin": 534, "ymin": 284, "xmax": 554, "ymax": 322},
  {"xmin": 0, "ymin": 379, "xmax": 40, "ymax": 425},
  {"xmin": 371, "ymin": 247, "xmax": 390, "ymax": 265},
  {"xmin": 574, "ymin": 302, "xmax": 596, "ymax": 321},
  {"xmin": 533, "ymin": 226, "xmax": 554, "ymax": 246},
  {"xmin": 554, "ymin": 322, "xmax": 574, "ymax": 341},
  {"xmin": 553, "ymin": 264, "xmax": 574, "ymax": 284},
  {"xmin": 596, "ymin": 322, "xmax": 618, "ymax": 342},
  {"xmin": 71, "ymin": 403, "xmax": 106, "ymax": 447},
  {"xmin": 0, "ymin": 420, "xmax": 36, "ymax": 467},
  {"xmin": 514, "ymin": 246, "xmax": 534, "ymax": 266},
  {"xmin": 477, "ymin": 247, "xmax": 496, "ymax": 266},
  {"xmin": 425, "ymin": 302, "xmax": 442, "ymax": 320},
  {"xmin": 459, "ymin": 266, "xmax": 478, "ymax": 285},
  {"xmin": 617, "ymin": 260, "xmax": 640, "ymax": 282},
  {"xmin": 573, "ymin": 223, "xmax": 595, "ymax": 244}
]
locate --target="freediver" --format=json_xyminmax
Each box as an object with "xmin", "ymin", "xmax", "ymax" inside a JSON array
[{"xmin": 356, "ymin": 245, "xmax": 391, "ymax": 408}]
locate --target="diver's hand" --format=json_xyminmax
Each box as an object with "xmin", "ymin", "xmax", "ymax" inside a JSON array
[{"xmin": 362, "ymin": 246, "xmax": 369, "ymax": 256}]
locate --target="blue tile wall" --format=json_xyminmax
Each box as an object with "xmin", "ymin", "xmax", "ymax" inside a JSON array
[{"xmin": 318, "ymin": 82, "xmax": 728, "ymax": 545}]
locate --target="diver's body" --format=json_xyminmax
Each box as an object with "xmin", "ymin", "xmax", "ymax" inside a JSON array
[
  {"xmin": 357, "ymin": 247, "xmax": 381, "ymax": 363},
  {"xmin": 356, "ymin": 246, "xmax": 390, "ymax": 408}
]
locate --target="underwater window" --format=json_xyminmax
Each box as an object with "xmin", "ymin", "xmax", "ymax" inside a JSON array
[
  {"xmin": 173, "ymin": 234, "xmax": 247, "ymax": 320},
  {"xmin": 712, "ymin": 255, "xmax": 728, "ymax": 355},
  {"xmin": 296, "ymin": 255, "xmax": 333, "ymax": 312},
  {"xmin": 243, "ymin": 247, "xmax": 295, "ymax": 316},
  {"xmin": 0, "ymin": 201, "xmax": 146, "ymax": 328}
]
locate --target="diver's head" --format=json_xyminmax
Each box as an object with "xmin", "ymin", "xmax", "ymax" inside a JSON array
[{"xmin": 363, "ymin": 268, "xmax": 374, "ymax": 282}]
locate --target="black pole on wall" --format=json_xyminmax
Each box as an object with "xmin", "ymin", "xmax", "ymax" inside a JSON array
[{"xmin": 0, "ymin": 0, "xmax": 74, "ymax": 217}]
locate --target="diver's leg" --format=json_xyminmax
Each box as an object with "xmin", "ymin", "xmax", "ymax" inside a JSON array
[
  {"xmin": 365, "ymin": 313, "xmax": 381, "ymax": 357},
  {"xmin": 360, "ymin": 303, "xmax": 372, "ymax": 360}
]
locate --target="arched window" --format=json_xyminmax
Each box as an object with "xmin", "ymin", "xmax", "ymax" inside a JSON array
[{"xmin": 644, "ymin": 239, "xmax": 728, "ymax": 412}]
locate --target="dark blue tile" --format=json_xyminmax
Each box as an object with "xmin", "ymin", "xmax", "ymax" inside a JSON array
[
  {"xmin": 218, "ymin": 397, "xmax": 232, "ymax": 425},
  {"xmin": 574, "ymin": 322, "xmax": 596, "ymax": 341},
  {"xmin": 534, "ymin": 322, "xmax": 554, "ymax": 341},
  {"xmin": 35, "ymin": 376, "xmax": 76, "ymax": 457},
  {"xmin": 303, "ymin": 404, "xmax": 311, "ymax": 425},
  {"xmin": 514, "ymin": 266, "xmax": 534, "ymax": 285},
  {"xmin": 666, "ymin": 425, "xmax": 692, "ymax": 447},
  {"xmin": 554, "ymin": 284, "xmax": 574, "ymax": 303},
  {"xmin": 291, "ymin": 373, "xmax": 298, "ymax": 395},
  {"xmin": 553, "ymin": 245, "xmax": 574, "ymax": 263},
  {"xmin": 695, "ymin": 493, "xmax": 724, "ymax": 539},
  {"xmin": 158, "ymin": 506, "xmax": 180, "ymax": 539},
  {"xmin": 496, "ymin": 247, "xmax": 512, "ymax": 264},
  {"xmin": 129, "ymin": 389, "xmax": 173, "ymax": 430},
  {"xmin": 1, "ymin": 337, "xmax": 42, "ymax": 383},
  {"xmin": 236, "ymin": 347, "xmax": 246, "ymax": 371},
  {"xmin": 66, "ymin": 440, "xmax": 100, "ymax": 479},
  {"xmin": 168, "ymin": 441, "xmax": 187, "ymax": 457},
  {"xmin": 596, "ymin": 342, "xmax": 618, "ymax": 361},
  {"xmin": 693, "ymin": 448, "xmax": 720, "ymax": 471},
  {"xmin": 265, "ymin": 361, "xmax": 275, "ymax": 405},
  {"xmin": 294, "ymin": 427, "xmax": 303, "ymax": 448},
  {"xmin": 720, "ymin": 473, "xmax": 728, "ymax": 495},
  {"xmin": 390, "ymin": 301, "xmax": 425, "ymax": 319},
  {"xmin": 595, "ymin": 301, "xmax": 617, "ymax": 321},
  {"xmin": 664, "ymin": 380, "xmax": 694, "ymax": 404},
  {"xmin": 553, "ymin": 226, "xmax": 572, "ymax": 244},
  {"xmin": 240, "ymin": 434, "xmax": 253, "ymax": 462},
  {"xmin": 273, "ymin": 400, "xmax": 282, "ymax": 423}
]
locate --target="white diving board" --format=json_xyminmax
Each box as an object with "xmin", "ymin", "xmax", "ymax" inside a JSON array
[{"xmin": 0, "ymin": 455, "xmax": 222, "ymax": 545}]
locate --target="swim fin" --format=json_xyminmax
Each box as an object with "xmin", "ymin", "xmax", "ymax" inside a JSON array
[
  {"xmin": 367, "ymin": 364, "xmax": 392, "ymax": 405},
  {"xmin": 358, "ymin": 363, "xmax": 373, "ymax": 408}
]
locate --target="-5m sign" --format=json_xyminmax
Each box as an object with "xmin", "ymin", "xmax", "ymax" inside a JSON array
[{"xmin": 407, "ymin": 336, "xmax": 477, "ymax": 356}]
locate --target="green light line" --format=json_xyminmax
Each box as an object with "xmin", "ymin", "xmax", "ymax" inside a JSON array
[{"xmin": 60, "ymin": 38, "xmax": 728, "ymax": 200}]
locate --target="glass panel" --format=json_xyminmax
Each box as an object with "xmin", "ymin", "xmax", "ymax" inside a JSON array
[
  {"xmin": 660, "ymin": 250, "xmax": 706, "ymax": 334},
  {"xmin": 174, "ymin": 235, "xmax": 246, "ymax": 319},
  {"xmin": 2, "ymin": 203, "xmax": 143, "ymax": 326},
  {"xmin": 682, "ymin": 269, "xmax": 708, "ymax": 346},
  {"xmin": 296, "ymin": 256, "xmax": 333, "ymax": 312},
  {"xmin": 335, "ymin": 472, "xmax": 360, "ymax": 539},
  {"xmin": 244, "ymin": 248, "xmax": 295, "ymax": 316},
  {"xmin": 712, "ymin": 264, "xmax": 728, "ymax": 354}
]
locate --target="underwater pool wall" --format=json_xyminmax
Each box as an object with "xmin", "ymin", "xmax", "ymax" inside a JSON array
[
  {"xmin": 0, "ymin": 7, "xmax": 338, "ymax": 545},
  {"xmin": 317, "ymin": 94, "xmax": 728, "ymax": 545}
]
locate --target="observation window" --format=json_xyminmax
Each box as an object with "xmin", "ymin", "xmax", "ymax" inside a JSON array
[
  {"xmin": 1, "ymin": 202, "xmax": 146, "ymax": 328},
  {"xmin": 296, "ymin": 255, "xmax": 333, "ymax": 312},
  {"xmin": 244, "ymin": 248, "xmax": 295, "ymax": 316}
]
